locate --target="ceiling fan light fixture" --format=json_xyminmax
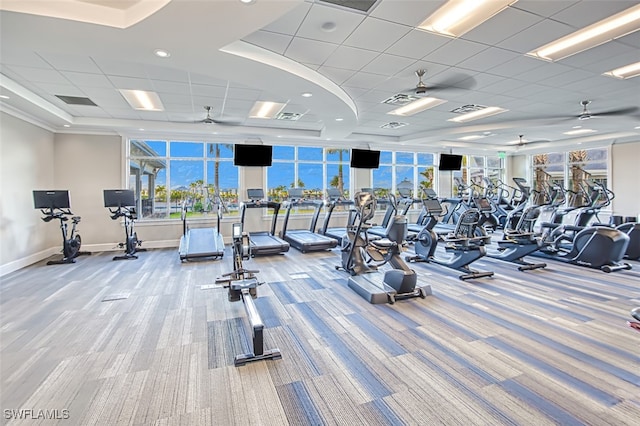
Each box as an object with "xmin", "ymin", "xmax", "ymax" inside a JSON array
[
  {"xmin": 448, "ymin": 106, "xmax": 507, "ymax": 123},
  {"xmin": 119, "ymin": 89, "xmax": 164, "ymax": 111},
  {"xmin": 603, "ymin": 61, "xmax": 640, "ymax": 79},
  {"xmin": 388, "ymin": 97, "xmax": 447, "ymax": 116},
  {"xmin": 249, "ymin": 101, "xmax": 286, "ymax": 119},
  {"xmin": 418, "ymin": 0, "xmax": 518, "ymax": 38},
  {"xmin": 527, "ymin": 4, "xmax": 640, "ymax": 61}
]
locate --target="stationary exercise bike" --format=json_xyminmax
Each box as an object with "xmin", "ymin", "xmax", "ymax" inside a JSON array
[
  {"xmin": 216, "ymin": 223, "xmax": 282, "ymax": 366},
  {"xmin": 33, "ymin": 190, "xmax": 91, "ymax": 265},
  {"xmin": 104, "ymin": 189, "xmax": 145, "ymax": 260}
]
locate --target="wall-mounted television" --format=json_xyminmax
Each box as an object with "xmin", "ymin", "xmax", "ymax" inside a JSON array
[
  {"xmin": 234, "ymin": 144, "xmax": 273, "ymax": 167},
  {"xmin": 350, "ymin": 149, "xmax": 380, "ymax": 169},
  {"xmin": 439, "ymin": 153, "xmax": 463, "ymax": 171}
]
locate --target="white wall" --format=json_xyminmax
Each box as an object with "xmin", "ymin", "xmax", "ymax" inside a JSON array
[
  {"xmin": 0, "ymin": 113, "xmax": 56, "ymax": 272},
  {"xmin": 611, "ymin": 141, "xmax": 640, "ymax": 219}
]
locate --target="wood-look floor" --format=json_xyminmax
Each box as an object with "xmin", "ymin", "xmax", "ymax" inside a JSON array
[{"xmin": 1, "ymin": 243, "xmax": 639, "ymax": 425}]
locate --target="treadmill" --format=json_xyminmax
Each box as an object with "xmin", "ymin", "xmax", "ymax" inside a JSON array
[
  {"xmin": 408, "ymin": 188, "xmax": 456, "ymax": 237},
  {"xmin": 318, "ymin": 188, "xmax": 356, "ymax": 245},
  {"xmin": 240, "ymin": 189, "xmax": 290, "ymax": 256},
  {"xmin": 179, "ymin": 198, "xmax": 225, "ymax": 261},
  {"xmin": 280, "ymin": 188, "xmax": 338, "ymax": 253}
]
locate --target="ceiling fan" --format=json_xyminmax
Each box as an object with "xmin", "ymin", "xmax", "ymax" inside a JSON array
[
  {"xmin": 194, "ymin": 106, "xmax": 241, "ymax": 125},
  {"xmin": 406, "ymin": 69, "xmax": 476, "ymax": 96},
  {"xmin": 510, "ymin": 134, "xmax": 550, "ymax": 147},
  {"xmin": 570, "ymin": 100, "xmax": 638, "ymax": 121}
]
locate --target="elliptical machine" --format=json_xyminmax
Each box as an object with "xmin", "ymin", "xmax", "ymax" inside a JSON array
[
  {"xmin": 104, "ymin": 189, "xmax": 145, "ymax": 261},
  {"xmin": 33, "ymin": 190, "xmax": 91, "ymax": 265},
  {"xmin": 406, "ymin": 203, "xmax": 494, "ymax": 281},
  {"xmin": 215, "ymin": 223, "xmax": 282, "ymax": 366},
  {"xmin": 337, "ymin": 191, "xmax": 431, "ymax": 304}
]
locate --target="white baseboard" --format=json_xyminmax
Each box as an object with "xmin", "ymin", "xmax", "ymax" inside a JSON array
[{"xmin": 1, "ymin": 240, "xmax": 180, "ymax": 277}]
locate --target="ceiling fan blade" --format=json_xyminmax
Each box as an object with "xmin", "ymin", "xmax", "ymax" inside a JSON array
[
  {"xmin": 592, "ymin": 106, "xmax": 639, "ymax": 117},
  {"xmin": 427, "ymin": 74, "xmax": 477, "ymax": 92}
]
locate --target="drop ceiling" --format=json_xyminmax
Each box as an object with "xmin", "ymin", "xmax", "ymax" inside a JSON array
[{"xmin": 1, "ymin": 0, "xmax": 639, "ymax": 154}]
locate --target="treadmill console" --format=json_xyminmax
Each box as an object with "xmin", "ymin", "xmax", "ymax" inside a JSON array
[
  {"xmin": 232, "ymin": 222, "xmax": 243, "ymax": 239},
  {"xmin": 247, "ymin": 188, "xmax": 265, "ymax": 201}
]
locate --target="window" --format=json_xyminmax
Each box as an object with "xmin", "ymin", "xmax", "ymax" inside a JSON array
[
  {"xmin": 128, "ymin": 139, "xmax": 239, "ymax": 220},
  {"xmin": 533, "ymin": 152, "xmax": 566, "ymax": 205}
]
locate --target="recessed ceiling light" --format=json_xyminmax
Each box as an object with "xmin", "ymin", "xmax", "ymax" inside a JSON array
[
  {"xmin": 138, "ymin": 128, "xmax": 145, "ymax": 131},
  {"xmin": 63, "ymin": 124, "xmax": 71, "ymax": 127},
  {"xmin": 635, "ymin": 126, "xmax": 640, "ymax": 129},
  {"xmin": 388, "ymin": 97, "xmax": 447, "ymax": 116},
  {"xmin": 448, "ymin": 106, "xmax": 508, "ymax": 123},
  {"xmin": 154, "ymin": 49, "xmax": 170, "ymax": 58},
  {"xmin": 603, "ymin": 61, "xmax": 640, "ymax": 79},
  {"xmin": 572, "ymin": 125, "xmax": 582, "ymax": 129},
  {"xmin": 119, "ymin": 89, "xmax": 164, "ymax": 111},
  {"xmin": 418, "ymin": 0, "xmax": 517, "ymax": 38},
  {"xmin": 0, "ymin": 94, "xmax": 9, "ymax": 99},
  {"xmin": 301, "ymin": 92, "xmax": 313, "ymax": 98},
  {"xmin": 239, "ymin": 0, "xmax": 255, "ymax": 4},
  {"xmin": 335, "ymin": 118, "xmax": 344, "ymax": 121},
  {"xmin": 527, "ymin": 4, "xmax": 640, "ymax": 61},
  {"xmin": 248, "ymin": 101, "xmax": 286, "ymax": 119},
  {"xmin": 458, "ymin": 135, "xmax": 485, "ymax": 141}
]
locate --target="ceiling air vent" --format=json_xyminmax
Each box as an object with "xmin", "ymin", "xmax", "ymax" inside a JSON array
[
  {"xmin": 380, "ymin": 121, "xmax": 408, "ymax": 129},
  {"xmin": 382, "ymin": 93, "xmax": 420, "ymax": 106},
  {"xmin": 320, "ymin": 0, "xmax": 379, "ymax": 13},
  {"xmin": 450, "ymin": 104, "xmax": 487, "ymax": 114},
  {"xmin": 275, "ymin": 112, "xmax": 303, "ymax": 121},
  {"xmin": 55, "ymin": 95, "xmax": 98, "ymax": 106}
]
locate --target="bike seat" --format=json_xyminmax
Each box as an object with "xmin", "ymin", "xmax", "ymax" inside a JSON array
[
  {"xmin": 370, "ymin": 238, "xmax": 396, "ymax": 250},
  {"xmin": 72, "ymin": 216, "xmax": 81, "ymax": 223}
]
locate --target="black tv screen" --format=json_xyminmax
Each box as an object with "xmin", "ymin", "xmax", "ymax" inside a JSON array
[
  {"xmin": 33, "ymin": 190, "xmax": 70, "ymax": 209},
  {"xmin": 103, "ymin": 189, "xmax": 135, "ymax": 208},
  {"xmin": 439, "ymin": 154, "xmax": 463, "ymax": 171},
  {"xmin": 234, "ymin": 144, "xmax": 273, "ymax": 167},
  {"xmin": 350, "ymin": 149, "xmax": 380, "ymax": 169}
]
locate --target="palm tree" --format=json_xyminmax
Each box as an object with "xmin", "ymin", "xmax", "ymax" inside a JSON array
[
  {"xmin": 327, "ymin": 148, "xmax": 348, "ymax": 194},
  {"xmin": 209, "ymin": 143, "xmax": 234, "ymax": 193}
]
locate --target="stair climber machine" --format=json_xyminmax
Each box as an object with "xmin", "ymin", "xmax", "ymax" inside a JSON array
[
  {"xmin": 531, "ymin": 179, "xmax": 632, "ymax": 273},
  {"xmin": 104, "ymin": 189, "xmax": 145, "ymax": 260},
  {"xmin": 216, "ymin": 222, "xmax": 282, "ymax": 366},
  {"xmin": 178, "ymin": 189, "xmax": 225, "ymax": 261},
  {"xmin": 337, "ymin": 191, "xmax": 431, "ymax": 304},
  {"xmin": 279, "ymin": 188, "xmax": 338, "ymax": 253},
  {"xmin": 240, "ymin": 189, "xmax": 290, "ymax": 256},
  {"xmin": 406, "ymin": 203, "xmax": 495, "ymax": 281},
  {"xmin": 33, "ymin": 190, "xmax": 91, "ymax": 265}
]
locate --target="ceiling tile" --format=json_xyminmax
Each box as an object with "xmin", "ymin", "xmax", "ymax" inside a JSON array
[
  {"xmin": 323, "ymin": 45, "xmax": 379, "ymax": 70},
  {"xmin": 260, "ymin": 2, "xmax": 312, "ymax": 35},
  {"xmin": 343, "ymin": 17, "xmax": 411, "ymax": 52},
  {"xmin": 461, "ymin": 7, "xmax": 544, "ymax": 46},
  {"xmin": 37, "ymin": 53, "xmax": 104, "ymax": 73},
  {"xmin": 385, "ymin": 29, "xmax": 449, "ymax": 60},
  {"xmin": 4, "ymin": 65, "xmax": 68, "ymax": 84},
  {"xmin": 342, "ymin": 71, "xmax": 390, "ymax": 89},
  {"xmin": 284, "ymin": 37, "xmax": 338, "ymax": 66},
  {"xmin": 359, "ymin": 54, "xmax": 415, "ymax": 77},
  {"xmin": 369, "ymin": 0, "xmax": 440, "ymax": 27},
  {"xmin": 316, "ymin": 65, "xmax": 356, "ymax": 85},
  {"xmin": 457, "ymin": 47, "xmax": 520, "ymax": 73},
  {"xmin": 295, "ymin": 3, "xmax": 365, "ymax": 44},
  {"xmin": 242, "ymin": 30, "xmax": 293, "ymax": 55},
  {"xmin": 61, "ymin": 71, "xmax": 114, "ymax": 88},
  {"xmin": 424, "ymin": 39, "xmax": 490, "ymax": 66},
  {"xmin": 107, "ymin": 75, "xmax": 155, "ymax": 91}
]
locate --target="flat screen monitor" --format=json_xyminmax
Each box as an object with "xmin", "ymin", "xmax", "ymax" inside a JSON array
[
  {"xmin": 439, "ymin": 154, "xmax": 463, "ymax": 171},
  {"xmin": 350, "ymin": 149, "xmax": 380, "ymax": 169},
  {"xmin": 33, "ymin": 190, "xmax": 70, "ymax": 209},
  {"xmin": 234, "ymin": 144, "xmax": 273, "ymax": 167},
  {"xmin": 247, "ymin": 188, "xmax": 265, "ymax": 200},
  {"xmin": 103, "ymin": 189, "xmax": 136, "ymax": 208}
]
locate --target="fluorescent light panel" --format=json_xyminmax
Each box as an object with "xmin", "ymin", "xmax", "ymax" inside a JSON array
[
  {"xmin": 418, "ymin": 0, "xmax": 517, "ymax": 37},
  {"xmin": 387, "ymin": 97, "xmax": 447, "ymax": 116},
  {"xmin": 603, "ymin": 61, "xmax": 640, "ymax": 79},
  {"xmin": 249, "ymin": 101, "xmax": 286, "ymax": 119},
  {"xmin": 528, "ymin": 4, "xmax": 640, "ymax": 61},
  {"xmin": 119, "ymin": 89, "xmax": 164, "ymax": 111},
  {"xmin": 448, "ymin": 106, "xmax": 508, "ymax": 123},
  {"xmin": 563, "ymin": 128, "xmax": 596, "ymax": 135}
]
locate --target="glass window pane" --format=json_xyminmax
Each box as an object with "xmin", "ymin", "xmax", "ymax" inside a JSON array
[
  {"xmin": 327, "ymin": 164, "xmax": 350, "ymax": 197},
  {"xmin": 396, "ymin": 152, "xmax": 414, "ymax": 164},
  {"xmin": 207, "ymin": 160, "xmax": 239, "ymax": 215},
  {"xmin": 273, "ymin": 146, "xmax": 295, "ymax": 160},
  {"xmin": 418, "ymin": 166, "xmax": 435, "ymax": 192},
  {"xmin": 326, "ymin": 148, "xmax": 350, "ymax": 163},
  {"xmin": 298, "ymin": 163, "xmax": 323, "ymax": 199},
  {"xmin": 395, "ymin": 166, "xmax": 413, "ymax": 194},
  {"xmin": 417, "ymin": 153, "xmax": 434, "ymax": 166},
  {"xmin": 298, "ymin": 146, "xmax": 322, "ymax": 161},
  {"xmin": 379, "ymin": 151, "xmax": 392, "ymax": 164},
  {"xmin": 267, "ymin": 162, "xmax": 294, "ymax": 202},
  {"xmin": 170, "ymin": 160, "xmax": 205, "ymax": 215},
  {"xmin": 206, "ymin": 143, "xmax": 234, "ymax": 159},
  {"xmin": 469, "ymin": 155, "xmax": 484, "ymax": 168},
  {"xmin": 487, "ymin": 156, "xmax": 502, "ymax": 168},
  {"xmin": 170, "ymin": 141, "xmax": 203, "ymax": 158},
  {"xmin": 373, "ymin": 165, "xmax": 392, "ymax": 209},
  {"xmin": 131, "ymin": 140, "xmax": 166, "ymax": 157}
]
